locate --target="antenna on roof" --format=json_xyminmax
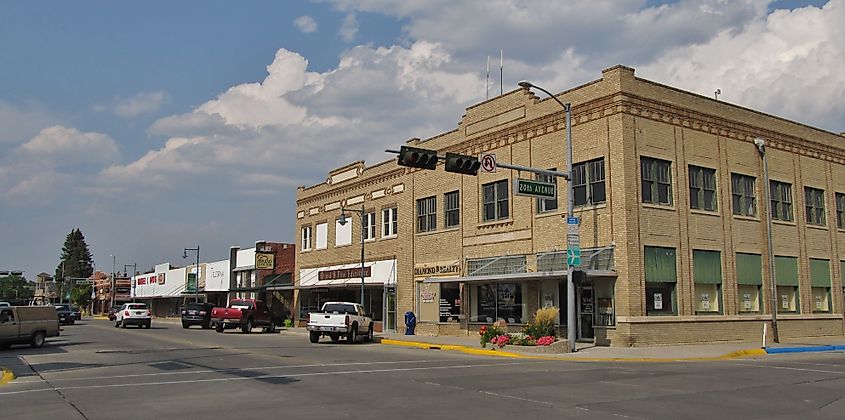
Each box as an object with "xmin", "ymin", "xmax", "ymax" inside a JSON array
[
  {"xmin": 500, "ymin": 49, "xmax": 503, "ymax": 96},
  {"xmin": 486, "ymin": 55, "xmax": 490, "ymax": 100},
  {"xmin": 714, "ymin": 88, "xmax": 721, "ymax": 100}
]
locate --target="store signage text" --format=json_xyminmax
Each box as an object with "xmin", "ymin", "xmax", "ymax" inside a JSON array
[
  {"xmin": 256, "ymin": 252, "xmax": 275, "ymax": 270},
  {"xmin": 318, "ymin": 267, "xmax": 371, "ymax": 281},
  {"xmin": 414, "ymin": 261, "xmax": 461, "ymax": 278}
]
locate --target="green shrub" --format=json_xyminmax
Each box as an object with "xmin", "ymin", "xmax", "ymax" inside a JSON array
[{"xmin": 479, "ymin": 325, "xmax": 504, "ymax": 347}]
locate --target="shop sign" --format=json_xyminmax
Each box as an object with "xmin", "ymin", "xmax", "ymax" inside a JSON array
[
  {"xmin": 158, "ymin": 273, "xmax": 166, "ymax": 285},
  {"xmin": 414, "ymin": 261, "xmax": 461, "ymax": 278},
  {"xmin": 255, "ymin": 252, "xmax": 275, "ymax": 270},
  {"xmin": 311, "ymin": 287, "xmax": 329, "ymax": 293},
  {"xmin": 318, "ymin": 267, "xmax": 371, "ymax": 281},
  {"xmin": 138, "ymin": 277, "xmax": 147, "ymax": 285}
]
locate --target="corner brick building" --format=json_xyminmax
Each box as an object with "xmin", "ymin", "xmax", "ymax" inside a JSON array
[{"xmin": 294, "ymin": 65, "xmax": 845, "ymax": 346}]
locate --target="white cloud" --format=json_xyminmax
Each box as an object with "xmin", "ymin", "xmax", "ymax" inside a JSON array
[
  {"xmin": 19, "ymin": 125, "xmax": 120, "ymax": 166},
  {"xmin": 0, "ymin": 100, "xmax": 57, "ymax": 144},
  {"xmin": 294, "ymin": 15, "xmax": 318, "ymax": 33},
  {"xmin": 339, "ymin": 12, "xmax": 359, "ymax": 42},
  {"xmin": 113, "ymin": 91, "xmax": 170, "ymax": 117}
]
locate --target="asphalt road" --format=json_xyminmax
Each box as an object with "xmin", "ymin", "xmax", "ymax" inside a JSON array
[{"xmin": 2, "ymin": 319, "xmax": 845, "ymax": 420}]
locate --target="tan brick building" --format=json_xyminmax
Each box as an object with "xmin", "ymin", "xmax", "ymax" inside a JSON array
[{"xmin": 294, "ymin": 65, "xmax": 845, "ymax": 346}]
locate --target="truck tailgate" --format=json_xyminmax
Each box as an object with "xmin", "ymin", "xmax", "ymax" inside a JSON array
[
  {"xmin": 212, "ymin": 308, "xmax": 243, "ymax": 319},
  {"xmin": 308, "ymin": 312, "xmax": 348, "ymax": 327}
]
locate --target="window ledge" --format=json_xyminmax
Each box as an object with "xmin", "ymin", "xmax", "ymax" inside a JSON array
[
  {"xmin": 378, "ymin": 235, "xmax": 398, "ymax": 241},
  {"xmin": 690, "ymin": 209, "xmax": 720, "ymax": 218},
  {"xmin": 335, "ymin": 244, "xmax": 353, "ymax": 249},
  {"xmin": 364, "ymin": 238, "xmax": 376, "ymax": 243},
  {"xmin": 442, "ymin": 226, "xmax": 461, "ymax": 232},
  {"xmin": 772, "ymin": 219, "xmax": 796, "ymax": 227},
  {"xmin": 641, "ymin": 203, "xmax": 676, "ymax": 212},
  {"xmin": 806, "ymin": 224, "xmax": 828, "ymax": 231},
  {"xmin": 415, "ymin": 229, "xmax": 441, "ymax": 237},
  {"xmin": 732, "ymin": 214, "xmax": 760, "ymax": 222},
  {"xmin": 575, "ymin": 202, "xmax": 608, "ymax": 212},
  {"xmin": 534, "ymin": 211, "xmax": 562, "ymax": 220},
  {"xmin": 477, "ymin": 219, "xmax": 514, "ymax": 229},
  {"xmin": 300, "ymin": 248, "xmax": 312, "ymax": 253}
]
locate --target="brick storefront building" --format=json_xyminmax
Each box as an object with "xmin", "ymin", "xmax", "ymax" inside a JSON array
[{"xmin": 294, "ymin": 65, "xmax": 845, "ymax": 346}]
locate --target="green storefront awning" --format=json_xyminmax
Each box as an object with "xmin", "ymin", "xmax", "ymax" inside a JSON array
[
  {"xmin": 645, "ymin": 246, "xmax": 677, "ymax": 283},
  {"xmin": 810, "ymin": 259, "xmax": 831, "ymax": 287},
  {"xmin": 693, "ymin": 250, "xmax": 722, "ymax": 284},
  {"xmin": 736, "ymin": 253, "xmax": 762, "ymax": 285},
  {"xmin": 775, "ymin": 256, "xmax": 799, "ymax": 286}
]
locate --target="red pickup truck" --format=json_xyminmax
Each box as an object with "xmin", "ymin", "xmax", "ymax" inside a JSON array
[{"xmin": 211, "ymin": 299, "xmax": 275, "ymax": 334}]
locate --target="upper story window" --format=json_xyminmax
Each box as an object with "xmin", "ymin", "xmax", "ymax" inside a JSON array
[
  {"xmin": 805, "ymin": 187, "xmax": 826, "ymax": 226},
  {"xmin": 315, "ymin": 223, "xmax": 328, "ymax": 250},
  {"xmin": 445, "ymin": 191, "xmax": 460, "ymax": 228},
  {"xmin": 574, "ymin": 158, "xmax": 606, "ymax": 206},
  {"xmin": 641, "ymin": 157, "xmax": 672, "ymax": 205},
  {"xmin": 770, "ymin": 181, "xmax": 793, "ymax": 222},
  {"xmin": 731, "ymin": 173, "xmax": 756, "ymax": 217},
  {"xmin": 417, "ymin": 196, "xmax": 436, "ymax": 233},
  {"xmin": 835, "ymin": 193, "xmax": 845, "ymax": 229},
  {"xmin": 482, "ymin": 179, "xmax": 509, "ymax": 222},
  {"xmin": 301, "ymin": 225, "xmax": 312, "ymax": 251},
  {"xmin": 536, "ymin": 170, "xmax": 558, "ymax": 213},
  {"xmin": 363, "ymin": 212, "xmax": 376, "ymax": 240},
  {"xmin": 688, "ymin": 165, "xmax": 717, "ymax": 211},
  {"xmin": 382, "ymin": 207, "xmax": 398, "ymax": 237}
]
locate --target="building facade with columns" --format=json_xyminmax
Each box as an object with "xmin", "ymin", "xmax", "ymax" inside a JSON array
[{"xmin": 294, "ymin": 65, "xmax": 845, "ymax": 346}]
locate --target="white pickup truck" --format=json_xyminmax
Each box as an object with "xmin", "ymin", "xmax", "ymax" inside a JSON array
[{"xmin": 307, "ymin": 302, "xmax": 374, "ymax": 344}]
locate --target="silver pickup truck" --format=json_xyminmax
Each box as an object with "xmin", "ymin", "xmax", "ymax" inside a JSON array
[
  {"xmin": 307, "ymin": 302, "xmax": 374, "ymax": 343},
  {"xmin": 0, "ymin": 306, "xmax": 60, "ymax": 349}
]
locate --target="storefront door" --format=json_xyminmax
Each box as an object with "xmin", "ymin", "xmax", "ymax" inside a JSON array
[
  {"xmin": 577, "ymin": 285, "xmax": 594, "ymax": 341},
  {"xmin": 384, "ymin": 288, "xmax": 396, "ymax": 332}
]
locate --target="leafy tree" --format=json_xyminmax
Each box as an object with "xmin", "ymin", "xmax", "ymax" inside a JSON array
[
  {"xmin": 0, "ymin": 274, "xmax": 34, "ymax": 300},
  {"xmin": 70, "ymin": 283, "xmax": 92, "ymax": 309},
  {"xmin": 54, "ymin": 228, "xmax": 95, "ymax": 302}
]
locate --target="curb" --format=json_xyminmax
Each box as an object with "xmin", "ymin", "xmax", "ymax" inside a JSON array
[
  {"xmin": 379, "ymin": 339, "xmax": 770, "ymax": 362},
  {"xmin": 765, "ymin": 345, "xmax": 845, "ymax": 354},
  {"xmin": 0, "ymin": 366, "xmax": 15, "ymax": 386}
]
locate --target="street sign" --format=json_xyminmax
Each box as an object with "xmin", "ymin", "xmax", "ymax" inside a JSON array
[
  {"xmin": 567, "ymin": 247, "xmax": 581, "ymax": 266},
  {"xmin": 480, "ymin": 152, "xmax": 496, "ymax": 173},
  {"xmin": 514, "ymin": 178, "xmax": 556, "ymax": 199}
]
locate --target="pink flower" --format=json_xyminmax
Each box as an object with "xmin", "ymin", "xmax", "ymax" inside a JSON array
[{"xmin": 536, "ymin": 336, "xmax": 555, "ymax": 346}]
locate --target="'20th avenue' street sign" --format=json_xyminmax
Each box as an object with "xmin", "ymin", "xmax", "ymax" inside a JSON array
[{"xmin": 514, "ymin": 178, "xmax": 556, "ymax": 199}]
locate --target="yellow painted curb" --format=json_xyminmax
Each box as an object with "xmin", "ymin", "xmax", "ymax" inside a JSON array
[
  {"xmin": 1, "ymin": 366, "xmax": 15, "ymax": 386},
  {"xmin": 379, "ymin": 340, "xmax": 769, "ymax": 363}
]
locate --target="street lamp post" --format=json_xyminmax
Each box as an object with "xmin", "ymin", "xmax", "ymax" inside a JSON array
[
  {"xmin": 339, "ymin": 203, "xmax": 366, "ymax": 306},
  {"xmin": 183, "ymin": 246, "xmax": 200, "ymax": 303},
  {"xmin": 754, "ymin": 138, "xmax": 780, "ymax": 344},
  {"xmin": 109, "ymin": 254, "xmax": 116, "ymax": 309},
  {"xmin": 517, "ymin": 81, "xmax": 576, "ymax": 353}
]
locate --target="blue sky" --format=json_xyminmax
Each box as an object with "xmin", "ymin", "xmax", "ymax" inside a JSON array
[{"xmin": 1, "ymin": 0, "xmax": 842, "ymax": 278}]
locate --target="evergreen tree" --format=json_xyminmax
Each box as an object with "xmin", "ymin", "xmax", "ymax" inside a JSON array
[{"xmin": 54, "ymin": 229, "xmax": 95, "ymax": 301}]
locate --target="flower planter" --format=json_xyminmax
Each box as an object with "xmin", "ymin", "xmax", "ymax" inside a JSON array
[{"xmin": 493, "ymin": 339, "xmax": 571, "ymax": 354}]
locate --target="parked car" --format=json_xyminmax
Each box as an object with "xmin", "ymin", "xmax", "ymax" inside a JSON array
[
  {"xmin": 181, "ymin": 302, "xmax": 215, "ymax": 329},
  {"xmin": 114, "ymin": 303, "xmax": 151, "ymax": 329},
  {"xmin": 307, "ymin": 302, "xmax": 374, "ymax": 343},
  {"xmin": 211, "ymin": 299, "xmax": 274, "ymax": 334},
  {"xmin": 54, "ymin": 303, "xmax": 76, "ymax": 325},
  {"xmin": 1, "ymin": 306, "xmax": 60, "ymax": 349},
  {"xmin": 107, "ymin": 305, "xmax": 122, "ymax": 321},
  {"xmin": 0, "ymin": 302, "xmax": 10, "ymax": 307},
  {"xmin": 71, "ymin": 305, "xmax": 82, "ymax": 321}
]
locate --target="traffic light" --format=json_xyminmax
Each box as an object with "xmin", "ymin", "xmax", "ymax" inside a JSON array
[
  {"xmin": 397, "ymin": 146, "xmax": 438, "ymax": 170},
  {"xmin": 444, "ymin": 152, "xmax": 481, "ymax": 175}
]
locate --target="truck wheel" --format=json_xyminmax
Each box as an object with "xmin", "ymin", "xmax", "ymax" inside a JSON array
[
  {"xmin": 215, "ymin": 323, "xmax": 224, "ymax": 333},
  {"xmin": 145, "ymin": 321, "xmax": 151, "ymax": 329},
  {"xmin": 30, "ymin": 331, "xmax": 46, "ymax": 348},
  {"xmin": 121, "ymin": 320, "xmax": 127, "ymax": 328},
  {"xmin": 366, "ymin": 324, "xmax": 374, "ymax": 342},
  {"xmin": 182, "ymin": 322, "xmax": 189, "ymax": 329},
  {"xmin": 330, "ymin": 334, "xmax": 340, "ymax": 343},
  {"xmin": 114, "ymin": 320, "xmax": 120, "ymax": 328},
  {"xmin": 309, "ymin": 331, "xmax": 320, "ymax": 343},
  {"xmin": 264, "ymin": 320, "xmax": 275, "ymax": 333},
  {"xmin": 241, "ymin": 318, "xmax": 253, "ymax": 334},
  {"xmin": 202, "ymin": 321, "xmax": 211, "ymax": 330},
  {"xmin": 347, "ymin": 323, "xmax": 357, "ymax": 343}
]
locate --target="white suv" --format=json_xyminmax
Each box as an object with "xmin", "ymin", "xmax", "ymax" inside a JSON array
[{"xmin": 115, "ymin": 303, "xmax": 152, "ymax": 329}]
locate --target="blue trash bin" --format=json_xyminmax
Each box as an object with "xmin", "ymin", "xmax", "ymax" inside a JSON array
[{"xmin": 404, "ymin": 311, "xmax": 416, "ymax": 335}]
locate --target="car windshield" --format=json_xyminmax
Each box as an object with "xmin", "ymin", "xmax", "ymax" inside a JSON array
[
  {"xmin": 322, "ymin": 303, "xmax": 357, "ymax": 314},
  {"xmin": 55, "ymin": 304, "xmax": 70, "ymax": 310},
  {"xmin": 127, "ymin": 304, "xmax": 147, "ymax": 310},
  {"xmin": 186, "ymin": 303, "xmax": 208, "ymax": 310},
  {"xmin": 229, "ymin": 301, "xmax": 254, "ymax": 310}
]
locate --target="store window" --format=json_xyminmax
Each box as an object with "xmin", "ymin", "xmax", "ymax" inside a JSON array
[
  {"xmin": 439, "ymin": 283, "xmax": 461, "ymax": 322},
  {"xmin": 836, "ymin": 193, "xmax": 845, "ymax": 229},
  {"xmin": 775, "ymin": 256, "xmax": 799, "ymax": 313},
  {"xmin": 301, "ymin": 225, "xmax": 312, "ymax": 251},
  {"xmin": 693, "ymin": 250, "xmax": 722, "ymax": 314},
  {"xmin": 382, "ymin": 207, "xmax": 398, "ymax": 237},
  {"xmin": 572, "ymin": 158, "xmax": 607, "ymax": 206},
  {"xmin": 469, "ymin": 283, "xmax": 525, "ymax": 324},
  {"xmin": 804, "ymin": 187, "xmax": 826, "ymax": 226},
  {"xmin": 688, "ymin": 165, "xmax": 717, "ymax": 211},
  {"xmin": 445, "ymin": 191, "xmax": 460, "ymax": 228},
  {"xmin": 416, "ymin": 196, "xmax": 436, "ymax": 232},
  {"xmin": 644, "ymin": 246, "xmax": 677, "ymax": 315},
  {"xmin": 363, "ymin": 212, "xmax": 376, "ymax": 241},
  {"xmin": 594, "ymin": 279, "xmax": 615, "ymax": 326},
  {"xmin": 536, "ymin": 169, "xmax": 559, "ymax": 213},
  {"xmin": 482, "ymin": 180, "xmax": 509, "ymax": 221},
  {"xmin": 641, "ymin": 157, "xmax": 672, "ymax": 205},
  {"xmin": 810, "ymin": 259, "xmax": 831, "ymax": 313},
  {"xmin": 770, "ymin": 181, "xmax": 793, "ymax": 222},
  {"xmin": 736, "ymin": 253, "xmax": 763, "ymax": 313},
  {"xmin": 731, "ymin": 173, "xmax": 756, "ymax": 217}
]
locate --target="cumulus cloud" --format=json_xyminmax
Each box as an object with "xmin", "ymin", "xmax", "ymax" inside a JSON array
[
  {"xmin": 294, "ymin": 15, "xmax": 318, "ymax": 33},
  {"xmin": 19, "ymin": 125, "xmax": 120, "ymax": 166},
  {"xmin": 339, "ymin": 13, "xmax": 359, "ymax": 42},
  {"xmin": 113, "ymin": 90, "xmax": 170, "ymax": 117},
  {"xmin": 0, "ymin": 100, "xmax": 57, "ymax": 144}
]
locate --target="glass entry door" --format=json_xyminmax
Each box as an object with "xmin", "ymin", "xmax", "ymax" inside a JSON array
[
  {"xmin": 577, "ymin": 285, "xmax": 594, "ymax": 341},
  {"xmin": 384, "ymin": 288, "xmax": 396, "ymax": 332}
]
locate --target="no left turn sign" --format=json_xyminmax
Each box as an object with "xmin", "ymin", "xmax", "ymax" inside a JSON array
[{"xmin": 480, "ymin": 152, "xmax": 496, "ymax": 173}]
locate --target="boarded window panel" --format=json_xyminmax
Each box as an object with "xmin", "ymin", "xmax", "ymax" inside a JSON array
[
  {"xmin": 693, "ymin": 250, "xmax": 722, "ymax": 284},
  {"xmin": 645, "ymin": 246, "xmax": 677, "ymax": 283},
  {"xmin": 774, "ymin": 256, "xmax": 799, "ymax": 286},
  {"xmin": 810, "ymin": 259, "xmax": 831, "ymax": 287},
  {"xmin": 736, "ymin": 253, "xmax": 763, "ymax": 285}
]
